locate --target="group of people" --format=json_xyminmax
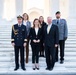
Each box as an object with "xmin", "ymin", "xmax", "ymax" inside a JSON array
[{"xmin": 11, "ymin": 11, "xmax": 68, "ymax": 71}]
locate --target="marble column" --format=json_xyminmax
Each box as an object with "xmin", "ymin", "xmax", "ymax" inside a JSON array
[
  {"xmin": 23, "ymin": 0, "xmax": 28, "ymax": 13},
  {"xmin": 68, "ymin": 0, "xmax": 76, "ymax": 25},
  {"xmin": 0, "ymin": 0, "xmax": 5, "ymax": 25},
  {"xmin": 3, "ymin": 0, "xmax": 16, "ymax": 21},
  {"xmin": 15, "ymin": 0, "xmax": 23, "ymax": 16},
  {"xmin": 51, "ymin": 0, "xmax": 60, "ymax": 19},
  {"xmin": 0, "ymin": 0, "xmax": 4, "ymax": 18},
  {"xmin": 44, "ymin": 0, "xmax": 51, "ymax": 21},
  {"xmin": 59, "ymin": 0, "xmax": 69, "ymax": 19}
]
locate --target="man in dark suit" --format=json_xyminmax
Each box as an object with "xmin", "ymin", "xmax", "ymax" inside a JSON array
[
  {"xmin": 11, "ymin": 15, "xmax": 27, "ymax": 71},
  {"xmin": 44, "ymin": 17, "xmax": 59, "ymax": 71}
]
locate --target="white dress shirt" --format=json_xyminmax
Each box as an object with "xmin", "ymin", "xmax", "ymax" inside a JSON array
[
  {"xmin": 47, "ymin": 24, "xmax": 52, "ymax": 34},
  {"xmin": 23, "ymin": 20, "xmax": 27, "ymax": 26},
  {"xmin": 35, "ymin": 28, "xmax": 39, "ymax": 35}
]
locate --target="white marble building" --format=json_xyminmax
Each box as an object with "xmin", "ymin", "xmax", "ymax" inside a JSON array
[{"xmin": 0, "ymin": 0, "xmax": 76, "ymax": 25}]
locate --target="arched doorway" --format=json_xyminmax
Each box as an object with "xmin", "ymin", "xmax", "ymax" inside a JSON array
[
  {"xmin": 29, "ymin": 11, "xmax": 40, "ymax": 21},
  {"xmin": 23, "ymin": 0, "xmax": 51, "ymax": 21}
]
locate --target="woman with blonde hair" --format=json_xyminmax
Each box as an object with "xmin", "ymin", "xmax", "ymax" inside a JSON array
[
  {"xmin": 39, "ymin": 16, "xmax": 47, "ymax": 57},
  {"xmin": 23, "ymin": 13, "xmax": 31, "ymax": 63}
]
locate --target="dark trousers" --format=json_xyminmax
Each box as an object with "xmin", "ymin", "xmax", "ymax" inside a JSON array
[
  {"xmin": 31, "ymin": 44, "xmax": 40, "ymax": 63},
  {"xmin": 26, "ymin": 38, "xmax": 29, "ymax": 63},
  {"xmin": 55, "ymin": 40, "xmax": 65, "ymax": 61},
  {"xmin": 14, "ymin": 46, "xmax": 25, "ymax": 68},
  {"xmin": 40, "ymin": 41, "xmax": 44, "ymax": 56},
  {"xmin": 45, "ymin": 46, "xmax": 56, "ymax": 68}
]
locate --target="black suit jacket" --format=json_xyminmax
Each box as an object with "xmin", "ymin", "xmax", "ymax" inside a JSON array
[
  {"xmin": 29, "ymin": 27, "xmax": 42, "ymax": 45},
  {"xmin": 11, "ymin": 24, "xmax": 27, "ymax": 46},
  {"xmin": 44, "ymin": 24, "xmax": 59, "ymax": 47},
  {"xmin": 41, "ymin": 22, "xmax": 47, "ymax": 41}
]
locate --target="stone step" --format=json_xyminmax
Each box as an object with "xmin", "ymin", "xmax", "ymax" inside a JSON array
[
  {"xmin": 1, "ymin": 43, "xmax": 75, "ymax": 45},
  {"xmin": 0, "ymin": 29, "xmax": 76, "ymax": 31},
  {"xmin": 0, "ymin": 38, "xmax": 75, "ymax": 41},
  {"xmin": 0, "ymin": 52, "xmax": 76, "ymax": 57},
  {"xmin": 0, "ymin": 49, "xmax": 76, "ymax": 53},
  {"xmin": 0, "ymin": 43, "xmax": 76, "ymax": 46},
  {"xmin": 0, "ymin": 36, "xmax": 75, "ymax": 38},
  {"xmin": 0, "ymin": 33, "xmax": 74, "ymax": 35},
  {"xmin": 0, "ymin": 31, "xmax": 75, "ymax": 33},
  {"xmin": 0, "ymin": 45, "xmax": 76, "ymax": 48},
  {"xmin": 0, "ymin": 41, "xmax": 76, "ymax": 44},
  {"xmin": 0, "ymin": 36, "xmax": 75, "ymax": 39},
  {"xmin": 0, "ymin": 62, "xmax": 76, "ymax": 69},
  {"xmin": 0, "ymin": 49, "xmax": 75, "ymax": 53},
  {"xmin": 0, "ymin": 67, "xmax": 74, "ymax": 74},
  {"xmin": 0, "ymin": 56, "xmax": 76, "ymax": 62},
  {"xmin": 0, "ymin": 25, "xmax": 76, "ymax": 75},
  {"xmin": 0, "ymin": 40, "xmax": 76, "ymax": 42}
]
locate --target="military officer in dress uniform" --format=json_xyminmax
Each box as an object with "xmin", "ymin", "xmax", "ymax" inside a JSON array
[{"xmin": 11, "ymin": 15, "xmax": 27, "ymax": 71}]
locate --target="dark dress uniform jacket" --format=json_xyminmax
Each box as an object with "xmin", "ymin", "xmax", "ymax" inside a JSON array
[
  {"xmin": 44, "ymin": 24, "xmax": 59, "ymax": 47},
  {"xmin": 11, "ymin": 24, "xmax": 27, "ymax": 46},
  {"xmin": 29, "ymin": 28, "xmax": 42, "ymax": 45}
]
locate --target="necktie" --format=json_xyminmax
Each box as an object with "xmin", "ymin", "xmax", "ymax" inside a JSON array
[{"xmin": 57, "ymin": 20, "xmax": 59, "ymax": 24}]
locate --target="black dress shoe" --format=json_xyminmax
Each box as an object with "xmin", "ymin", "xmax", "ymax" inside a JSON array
[
  {"xmin": 36, "ymin": 68, "xmax": 39, "ymax": 70},
  {"xmin": 33, "ymin": 68, "xmax": 35, "ymax": 70},
  {"xmin": 46, "ymin": 67, "xmax": 49, "ymax": 70},
  {"xmin": 14, "ymin": 68, "xmax": 19, "ymax": 71},
  {"xmin": 49, "ymin": 67, "xmax": 53, "ymax": 71},
  {"xmin": 60, "ymin": 60, "xmax": 64, "ymax": 64},
  {"xmin": 22, "ymin": 68, "xmax": 26, "ymax": 70}
]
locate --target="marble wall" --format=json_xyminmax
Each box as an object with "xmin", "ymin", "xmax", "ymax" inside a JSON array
[{"xmin": 0, "ymin": 0, "xmax": 76, "ymax": 25}]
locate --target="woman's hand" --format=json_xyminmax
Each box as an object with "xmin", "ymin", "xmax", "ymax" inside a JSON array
[
  {"xmin": 55, "ymin": 44, "xmax": 58, "ymax": 47},
  {"xmin": 24, "ymin": 43, "xmax": 26, "ymax": 47},
  {"xmin": 33, "ymin": 40, "xmax": 37, "ymax": 43},
  {"xmin": 36, "ymin": 40, "xmax": 40, "ymax": 43}
]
